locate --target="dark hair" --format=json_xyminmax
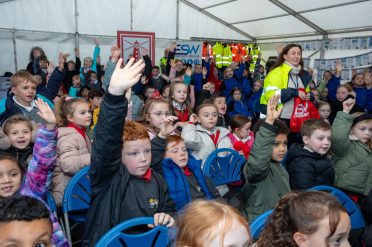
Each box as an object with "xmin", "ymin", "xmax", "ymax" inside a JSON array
[
  {"xmin": 0, "ymin": 152, "xmax": 22, "ymax": 173},
  {"xmin": 229, "ymin": 115, "xmax": 252, "ymax": 131},
  {"xmin": 161, "ymin": 83, "xmax": 171, "ymax": 94},
  {"xmin": 0, "ymin": 195, "xmax": 51, "ymax": 223},
  {"xmin": 351, "ymin": 73, "xmax": 365, "ymax": 86},
  {"xmin": 271, "ymin": 44, "xmax": 304, "ymax": 72},
  {"xmin": 257, "ymin": 191, "xmax": 347, "ymax": 247},
  {"xmin": 152, "ymin": 66, "xmax": 160, "ymax": 70},
  {"xmin": 39, "ymin": 55, "xmax": 48, "ymax": 63},
  {"xmin": 29, "ymin": 47, "xmax": 46, "ymax": 61},
  {"xmin": 301, "ymin": 119, "xmax": 331, "ymax": 138},
  {"xmin": 209, "ymin": 92, "xmax": 226, "ymax": 104},
  {"xmin": 88, "ymin": 89, "xmax": 103, "ymax": 99},
  {"xmin": 252, "ymin": 119, "xmax": 290, "ymax": 136},
  {"xmin": 78, "ymin": 86, "xmax": 90, "ymax": 97},
  {"xmin": 230, "ymin": 87, "xmax": 241, "ymax": 96}
]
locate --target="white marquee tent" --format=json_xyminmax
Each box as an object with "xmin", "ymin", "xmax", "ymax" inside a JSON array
[{"xmin": 0, "ymin": 0, "xmax": 372, "ymax": 75}]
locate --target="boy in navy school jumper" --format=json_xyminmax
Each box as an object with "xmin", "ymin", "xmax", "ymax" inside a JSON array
[{"xmin": 83, "ymin": 58, "xmax": 176, "ymax": 246}]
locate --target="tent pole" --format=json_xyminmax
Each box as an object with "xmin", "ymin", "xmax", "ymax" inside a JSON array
[
  {"xmin": 320, "ymin": 35, "xmax": 327, "ymax": 59},
  {"xmin": 176, "ymin": 0, "xmax": 179, "ymax": 40},
  {"xmin": 74, "ymin": 0, "xmax": 79, "ymax": 49},
  {"xmin": 12, "ymin": 28, "xmax": 17, "ymax": 71},
  {"xmin": 130, "ymin": 0, "xmax": 133, "ymax": 30}
]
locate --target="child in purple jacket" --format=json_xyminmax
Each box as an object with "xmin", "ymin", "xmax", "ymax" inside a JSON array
[{"xmin": 0, "ymin": 98, "xmax": 68, "ymax": 246}]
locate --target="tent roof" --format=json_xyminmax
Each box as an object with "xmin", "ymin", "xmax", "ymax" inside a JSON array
[{"xmin": 183, "ymin": 0, "xmax": 372, "ymax": 41}]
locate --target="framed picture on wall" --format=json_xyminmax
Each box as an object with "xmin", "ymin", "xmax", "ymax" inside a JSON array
[{"xmin": 117, "ymin": 31, "xmax": 155, "ymax": 66}]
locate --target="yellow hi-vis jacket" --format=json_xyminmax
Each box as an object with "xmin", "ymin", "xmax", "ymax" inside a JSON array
[
  {"xmin": 213, "ymin": 42, "xmax": 224, "ymax": 68},
  {"xmin": 222, "ymin": 45, "xmax": 232, "ymax": 67}
]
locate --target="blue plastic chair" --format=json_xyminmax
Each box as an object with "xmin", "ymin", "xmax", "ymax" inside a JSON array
[
  {"xmin": 249, "ymin": 209, "xmax": 273, "ymax": 241},
  {"xmin": 95, "ymin": 217, "xmax": 169, "ymax": 247},
  {"xmin": 309, "ymin": 185, "xmax": 366, "ymax": 229},
  {"xmin": 62, "ymin": 166, "xmax": 91, "ymax": 244},
  {"xmin": 46, "ymin": 191, "xmax": 57, "ymax": 217},
  {"xmin": 202, "ymin": 148, "xmax": 246, "ymax": 186}
]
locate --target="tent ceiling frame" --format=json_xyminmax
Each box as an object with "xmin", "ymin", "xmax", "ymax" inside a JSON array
[
  {"xmin": 202, "ymin": 0, "xmax": 237, "ymax": 10},
  {"xmin": 231, "ymin": 0, "xmax": 371, "ymax": 25},
  {"xmin": 268, "ymin": 0, "xmax": 327, "ymax": 35},
  {"xmin": 179, "ymin": 0, "xmax": 256, "ymax": 41}
]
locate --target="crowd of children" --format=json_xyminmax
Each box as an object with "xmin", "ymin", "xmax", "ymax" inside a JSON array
[{"xmin": 0, "ymin": 41, "xmax": 371, "ymax": 247}]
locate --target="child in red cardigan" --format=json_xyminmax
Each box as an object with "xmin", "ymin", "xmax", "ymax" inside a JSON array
[{"xmin": 228, "ymin": 115, "xmax": 254, "ymax": 159}]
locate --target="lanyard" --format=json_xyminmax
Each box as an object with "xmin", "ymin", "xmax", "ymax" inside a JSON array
[
  {"xmin": 209, "ymin": 130, "xmax": 221, "ymax": 148},
  {"xmin": 289, "ymin": 74, "xmax": 299, "ymax": 89}
]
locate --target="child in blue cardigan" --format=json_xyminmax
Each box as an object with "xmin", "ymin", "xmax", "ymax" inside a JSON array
[{"xmin": 162, "ymin": 134, "xmax": 221, "ymax": 210}]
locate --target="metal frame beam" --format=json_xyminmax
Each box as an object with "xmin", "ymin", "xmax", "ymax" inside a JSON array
[
  {"xmin": 179, "ymin": 0, "xmax": 256, "ymax": 41},
  {"xmin": 268, "ymin": 0, "xmax": 327, "ymax": 35},
  {"xmin": 202, "ymin": 0, "xmax": 237, "ymax": 10},
  {"xmin": 0, "ymin": 0, "xmax": 15, "ymax": 3}
]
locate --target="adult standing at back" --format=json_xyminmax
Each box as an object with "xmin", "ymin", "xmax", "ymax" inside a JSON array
[{"xmin": 260, "ymin": 44, "xmax": 314, "ymax": 144}]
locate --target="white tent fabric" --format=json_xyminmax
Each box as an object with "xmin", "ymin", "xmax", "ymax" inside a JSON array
[{"xmin": 0, "ymin": 0, "xmax": 371, "ymax": 74}]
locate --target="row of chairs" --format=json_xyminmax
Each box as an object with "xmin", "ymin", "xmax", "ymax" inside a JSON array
[{"xmin": 46, "ymin": 148, "xmax": 366, "ymax": 246}]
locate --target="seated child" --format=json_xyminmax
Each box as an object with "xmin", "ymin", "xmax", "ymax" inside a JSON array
[
  {"xmin": 210, "ymin": 92, "xmax": 228, "ymax": 127},
  {"xmin": 68, "ymin": 74, "xmax": 81, "ymax": 97},
  {"xmin": 242, "ymin": 95, "xmax": 291, "ymax": 221},
  {"xmin": 228, "ymin": 115, "xmax": 254, "ymax": 159},
  {"xmin": 286, "ymin": 119, "xmax": 335, "ymax": 190},
  {"xmin": 227, "ymin": 87, "xmax": 252, "ymax": 118},
  {"xmin": 0, "ymin": 195, "xmax": 53, "ymax": 246},
  {"xmin": 78, "ymin": 86, "xmax": 90, "ymax": 102},
  {"xmin": 89, "ymin": 89, "xmax": 103, "ymax": 130},
  {"xmin": 331, "ymin": 97, "xmax": 372, "ymax": 198},
  {"xmin": 52, "ymin": 96, "xmax": 92, "ymax": 206},
  {"xmin": 143, "ymin": 84, "xmax": 156, "ymax": 102},
  {"xmin": 169, "ymin": 81, "xmax": 191, "ymax": 123},
  {"xmin": 83, "ymin": 58, "xmax": 176, "ymax": 246},
  {"xmin": 87, "ymin": 71, "xmax": 102, "ymax": 91},
  {"xmin": 176, "ymin": 200, "xmax": 251, "ymax": 247},
  {"xmin": 181, "ymin": 102, "xmax": 232, "ymax": 168},
  {"xmin": 0, "ymin": 99, "xmax": 68, "ymax": 246},
  {"xmin": 317, "ymin": 100, "xmax": 331, "ymax": 123},
  {"xmin": 0, "ymin": 115, "xmax": 36, "ymax": 171},
  {"xmin": 154, "ymin": 130, "xmax": 220, "ymax": 210},
  {"xmin": 257, "ymin": 191, "xmax": 351, "ymax": 247}
]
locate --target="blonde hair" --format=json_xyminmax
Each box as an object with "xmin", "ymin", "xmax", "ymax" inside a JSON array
[
  {"xmin": 10, "ymin": 70, "xmax": 37, "ymax": 87},
  {"xmin": 176, "ymin": 200, "xmax": 251, "ymax": 247},
  {"xmin": 3, "ymin": 115, "xmax": 33, "ymax": 135},
  {"xmin": 351, "ymin": 112, "xmax": 372, "ymax": 149},
  {"xmin": 54, "ymin": 96, "xmax": 87, "ymax": 127}
]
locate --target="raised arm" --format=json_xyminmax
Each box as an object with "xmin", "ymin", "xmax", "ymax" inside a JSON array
[
  {"xmin": 21, "ymin": 99, "xmax": 57, "ymax": 200},
  {"xmin": 90, "ymin": 58, "xmax": 145, "ymax": 188}
]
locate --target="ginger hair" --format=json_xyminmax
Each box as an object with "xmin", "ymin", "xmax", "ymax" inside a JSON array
[
  {"xmin": 123, "ymin": 121, "xmax": 150, "ymax": 142},
  {"xmin": 176, "ymin": 200, "xmax": 251, "ymax": 247}
]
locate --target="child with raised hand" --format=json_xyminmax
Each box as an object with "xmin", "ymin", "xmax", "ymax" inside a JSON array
[
  {"xmin": 286, "ymin": 119, "xmax": 335, "ymax": 190},
  {"xmin": 0, "ymin": 115, "xmax": 37, "ymax": 171},
  {"xmin": 151, "ymin": 115, "xmax": 220, "ymax": 209},
  {"xmin": 228, "ymin": 115, "xmax": 254, "ymax": 159},
  {"xmin": 138, "ymin": 97, "xmax": 173, "ymax": 140},
  {"xmin": 83, "ymin": 58, "xmax": 176, "ymax": 246},
  {"xmin": 80, "ymin": 38, "xmax": 100, "ymax": 85},
  {"xmin": 169, "ymin": 81, "xmax": 191, "ymax": 123},
  {"xmin": 0, "ymin": 98, "xmax": 68, "ymax": 246},
  {"xmin": 257, "ymin": 191, "xmax": 351, "ymax": 247},
  {"xmin": 181, "ymin": 102, "xmax": 232, "ymax": 168},
  {"xmin": 242, "ymin": 95, "xmax": 291, "ymax": 221},
  {"xmin": 175, "ymin": 200, "xmax": 252, "ymax": 247},
  {"xmin": 331, "ymin": 97, "xmax": 372, "ymax": 199},
  {"xmin": 0, "ymin": 196, "xmax": 54, "ymax": 247},
  {"xmin": 52, "ymin": 96, "xmax": 92, "ymax": 206}
]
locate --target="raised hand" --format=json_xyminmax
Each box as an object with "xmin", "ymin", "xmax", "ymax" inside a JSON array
[
  {"xmin": 141, "ymin": 47, "xmax": 148, "ymax": 57},
  {"xmin": 36, "ymin": 98, "xmax": 56, "ymax": 130},
  {"xmin": 94, "ymin": 38, "xmax": 100, "ymax": 46},
  {"xmin": 140, "ymin": 75, "xmax": 148, "ymax": 85},
  {"xmin": 74, "ymin": 48, "xmax": 80, "ymax": 57},
  {"xmin": 158, "ymin": 116, "xmax": 179, "ymax": 138},
  {"xmin": 202, "ymin": 67, "xmax": 208, "ymax": 77},
  {"xmin": 265, "ymin": 94, "xmax": 283, "ymax": 125},
  {"xmin": 58, "ymin": 53, "xmax": 64, "ymax": 71},
  {"xmin": 342, "ymin": 97, "xmax": 355, "ymax": 114},
  {"xmin": 47, "ymin": 62, "xmax": 55, "ymax": 75},
  {"xmin": 170, "ymin": 42, "xmax": 177, "ymax": 52},
  {"xmin": 63, "ymin": 53, "xmax": 70, "ymax": 62},
  {"xmin": 125, "ymin": 88, "xmax": 132, "ymax": 101},
  {"xmin": 335, "ymin": 60, "xmax": 343, "ymax": 77},
  {"xmin": 96, "ymin": 56, "xmax": 101, "ymax": 65},
  {"xmin": 108, "ymin": 58, "xmax": 145, "ymax": 96},
  {"xmin": 170, "ymin": 59, "xmax": 176, "ymax": 69},
  {"xmin": 203, "ymin": 82, "xmax": 211, "ymax": 91}
]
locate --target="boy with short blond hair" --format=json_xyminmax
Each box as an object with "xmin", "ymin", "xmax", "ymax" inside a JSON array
[
  {"xmin": 286, "ymin": 119, "xmax": 335, "ymax": 191},
  {"xmin": 83, "ymin": 58, "xmax": 176, "ymax": 246}
]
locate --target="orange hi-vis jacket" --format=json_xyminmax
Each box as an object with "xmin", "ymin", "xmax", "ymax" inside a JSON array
[{"xmin": 232, "ymin": 43, "xmax": 247, "ymax": 62}]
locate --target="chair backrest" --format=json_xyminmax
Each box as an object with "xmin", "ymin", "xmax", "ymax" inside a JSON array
[
  {"xmin": 46, "ymin": 191, "xmax": 57, "ymax": 215},
  {"xmin": 95, "ymin": 217, "xmax": 169, "ymax": 247},
  {"xmin": 249, "ymin": 209, "xmax": 273, "ymax": 241},
  {"xmin": 62, "ymin": 166, "xmax": 91, "ymax": 222},
  {"xmin": 202, "ymin": 148, "xmax": 246, "ymax": 186},
  {"xmin": 309, "ymin": 185, "xmax": 366, "ymax": 229}
]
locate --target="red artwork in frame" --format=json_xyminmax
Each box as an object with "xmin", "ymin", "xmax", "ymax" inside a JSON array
[{"xmin": 117, "ymin": 31, "xmax": 155, "ymax": 66}]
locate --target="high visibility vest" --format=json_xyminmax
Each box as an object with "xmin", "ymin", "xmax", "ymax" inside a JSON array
[
  {"xmin": 232, "ymin": 43, "xmax": 247, "ymax": 62},
  {"xmin": 222, "ymin": 45, "xmax": 232, "ymax": 67},
  {"xmin": 213, "ymin": 42, "xmax": 224, "ymax": 68},
  {"xmin": 160, "ymin": 57, "xmax": 167, "ymax": 66},
  {"xmin": 246, "ymin": 44, "xmax": 261, "ymax": 72}
]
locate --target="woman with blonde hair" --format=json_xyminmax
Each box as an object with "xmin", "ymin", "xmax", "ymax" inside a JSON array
[{"xmin": 176, "ymin": 200, "xmax": 251, "ymax": 247}]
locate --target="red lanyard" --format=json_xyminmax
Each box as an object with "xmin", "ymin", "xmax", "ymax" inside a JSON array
[{"xmin": 209, "ymin": 130, "xmax": 220, "ymax": 147}]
